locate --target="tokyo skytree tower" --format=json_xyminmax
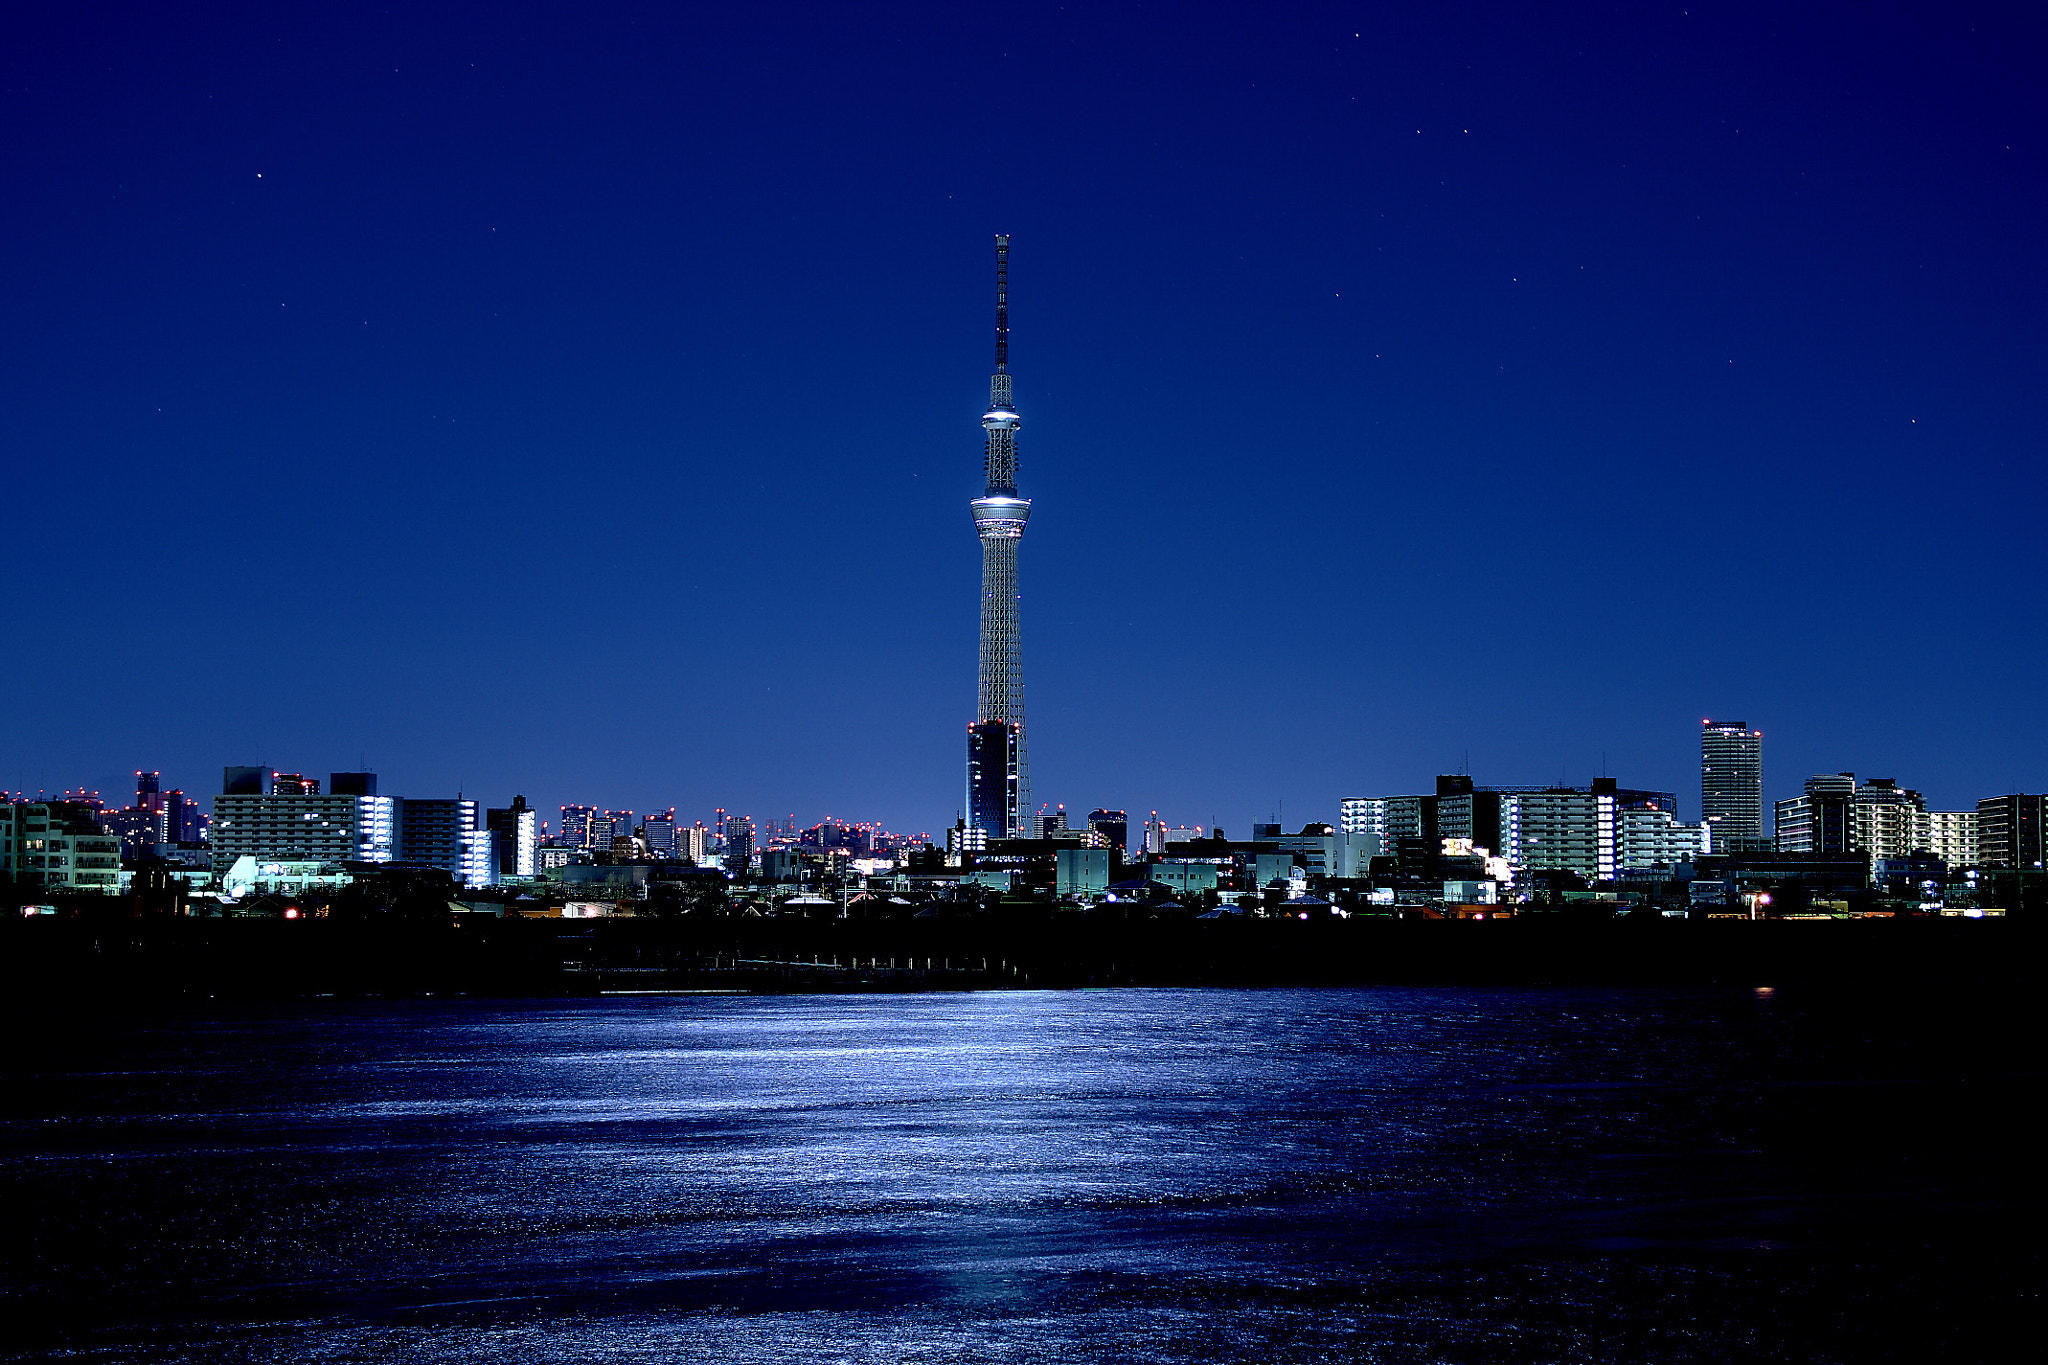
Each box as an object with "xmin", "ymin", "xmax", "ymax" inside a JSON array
[{"xmin": 966, "ymin": 235, "xmax": 1031, "ymax": 838}]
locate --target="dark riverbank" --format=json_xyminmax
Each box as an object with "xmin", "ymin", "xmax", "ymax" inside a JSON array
[{"xmin": 2, "ymin": 914, "xmax": 2035, "ymax": 1003}]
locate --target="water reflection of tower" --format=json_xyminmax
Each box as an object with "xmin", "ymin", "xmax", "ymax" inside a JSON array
[{"xmin": 966, "ymin": 235, "xmax": 1032, "ymax": 838}]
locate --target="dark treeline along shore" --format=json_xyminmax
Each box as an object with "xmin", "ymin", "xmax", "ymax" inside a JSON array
[{"xmin": 2, "ymin": 912, "xmax": 2036, "ymax": 1004}]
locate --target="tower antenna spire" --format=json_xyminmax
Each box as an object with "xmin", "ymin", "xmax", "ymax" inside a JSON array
[{"xmin": 994, "ymin": 233, "xmax": 1010, "ymax": 374}]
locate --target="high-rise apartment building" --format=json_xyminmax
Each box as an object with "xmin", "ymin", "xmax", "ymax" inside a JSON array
[
  {"xmin": 1700, "ymin": 719, "xmax": 1764, "ymax": 847},
  {"xmin": 1343, "ymin": 776, "xmax": 1692, "ymax": 882},
  {"xmin": 1776, "ymin": 774, "xmax": 1943, "ymax": 860},
  {"xmin": 1509, "ymin": 788, "xmax": 1617, "ymax": 881},
  {"xmin": 1976, "ymin": 794, "xmax": 2045, "ymax": 869},
  {"xmin": 485, "ymin": 796, "xmax": 539, "ymax": 878},
  {"xmin": 1846, "ymin": 779, "xmax": 1923, "ymax": 859},
  {"xmin": 1616, "ymin": 806, "xmax": 1709, "ymax": 870},
  {"xmin": 209, "ymin": 769, "xmax": 395, "ymax": 871},
  {"xmin": 1774, "ymin": 773, "xmax": 1856, "ymax": 854},
  {"xmin": 1921, "ymin": 809, "xmax": 1979, "ymax": 868},
  {"xmin": 398, "ymin": 798, "xmax": 494, "ymax": 887}
]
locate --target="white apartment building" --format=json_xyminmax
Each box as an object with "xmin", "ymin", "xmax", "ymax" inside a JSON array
[
  {"xmin": 1503, "ymin": 789, "xmax": 1616, "ymax": 881},
  {"xmin": 0, "ymin": 804, "xmax": 123, "ymax": 893},
  {"xmin": 209, "ymin": 793, "xmax": 396, "ymax": 871},
  {"xmin": 1616, "ymin": 806, "xmax": 1709, "ymax": 870},
  {"xmin": 1920, "ymin": 809, "xmax": 1979, "ymax": 868}
]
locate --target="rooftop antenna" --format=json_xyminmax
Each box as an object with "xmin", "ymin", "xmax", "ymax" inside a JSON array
[{"xmin": 994, "ymin": 234, "xmax": 1010, "ymax": 374}]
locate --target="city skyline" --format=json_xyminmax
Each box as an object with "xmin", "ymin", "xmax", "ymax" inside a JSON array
[
  {"xmin": 13, "ymin": 708, "xmax": 2040, "ymax": 863},
  {"xmin": 3, "ymin": 4, "xmax": 2044, "ymax": 837}
]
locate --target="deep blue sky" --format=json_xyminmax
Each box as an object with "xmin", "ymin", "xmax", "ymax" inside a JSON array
[{"xmin": 4, "ymin": 1, "xmax": 2044, "ymax": 835}]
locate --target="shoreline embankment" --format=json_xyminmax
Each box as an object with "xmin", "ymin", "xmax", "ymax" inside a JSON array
[{"xmin": 2, "ymin": 915, "xmax": 2036, "ymax": 1004}]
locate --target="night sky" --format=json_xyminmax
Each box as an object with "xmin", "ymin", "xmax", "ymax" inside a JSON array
[{"xmin": 4, "ymin": 1, "xmax": 2044, "ymax": 836}]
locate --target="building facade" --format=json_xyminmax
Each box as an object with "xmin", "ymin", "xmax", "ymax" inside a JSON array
[
  {"xmin": 1776, "ymin": 774, "xmax": 1939, "ymax": 860},
  {"xmin": 1086, "ymin": 809, "xmax": 1128, "ymax": 855},
  {"xmin": 1615, "ymin": 806, "xmax": 1709, "ymax": 870},
  {"xmin": 1921, "ymin": 809, "xmax": 1979, "ymax": 869},
  {"xmin": 1976, "ymin": 794, "xmax": 2045, "ymax": 869},
  {"xmin": 398, "ymin": 798, "xmax": 494, "ymax": 887},
  {"xmin": 210, "ymin": 782, "xmax": 396, "ymax": 872},
  {"xmin": 1701, "ymin": 719, "xmax": 1764, "ymax": 846},
  {"xmin": 1774, "ymin": 773, "xmax": 1856, "ymax": 854},
  {"xmin": 0, "ymin": 803, "xmax": 122, "ymax": 893},
  {"xmin": 723, "ymin": 815, "xmax": 755, "ymax": 875},
  {"xmin": 486, "ymin": 796, "xmax": 539, "ymax": 878}
]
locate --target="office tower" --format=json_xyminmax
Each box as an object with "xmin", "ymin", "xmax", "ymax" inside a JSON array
[
  {"xmin": 559, "ymin": 804, "xmax": 596, "ymax": 849},
  {"xmin": 486, "ymin": 795, "xmax": 539, "ymax": 877},
  {"xmin": 222, "ymin": 766, "xmax": 266, "ymax": 796},
  {"xmin": 1700, "ymin": 719, "xmax": 1764, "ymax": 845},
  {"xmin": 330, "ymin": 772, "xmax": 378, "ymax": 797},
  {"xmin": 135, "ymin": 771, "xmax": 163, "ymax": 814},
  {"xmin": 591, "ymin": 810, "xmax": 633, "ymax": 853},
  {"xmin": 270, "ymin": 772, "xmax": 320, "ymax": 796},
  {"xmin": 644, "ymin": 809, "xmax": 679, "ymax": 857},
  {"xmin": 1976, "ymin": 794, "xmax": 2045, "ymax": 869},
  {"xmin": 723, "ymin": 816, "xmax": 754, "ymax": 875},
  {"xmin": 1142, "ymin": 812, "xmax": 1167, "ymax": 855},
  {"xmin": 100, "ymin": 807, "xmax": 163, "ymax": 857},
  {"xmin": 164, "ymin": 788, "xmax": 201, "ymax": 842},
  {"xmin": 1086, "ymin": 810, "xmax": 1128, "ymax": 855},
  {"xmin": 684, "ymin": 822, "xmax": 711, "ymax": 864},
  {"xmin": 966, "ymin": 235, "xmax": 1033, "ymax": 839}
]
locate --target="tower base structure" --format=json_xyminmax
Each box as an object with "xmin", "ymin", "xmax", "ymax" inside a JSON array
[{"xmin": 967, "ymin": 719, "xmax": 1021, "ymax": 839}]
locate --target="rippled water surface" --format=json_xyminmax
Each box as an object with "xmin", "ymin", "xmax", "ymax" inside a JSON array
[{"xmin": 2, "ymin": 988, "xmax": 2037, "ymax": 1362}]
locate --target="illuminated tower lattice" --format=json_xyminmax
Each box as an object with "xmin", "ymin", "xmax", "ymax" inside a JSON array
[{"xmin": 966, "ymin": 235, "xmax": 1031, "ymax": 838}]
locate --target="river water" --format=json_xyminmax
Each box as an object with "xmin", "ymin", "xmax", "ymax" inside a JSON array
[{"xmin": 2, "ymin": 987, "xmax": 2036, "ymax": 1362}]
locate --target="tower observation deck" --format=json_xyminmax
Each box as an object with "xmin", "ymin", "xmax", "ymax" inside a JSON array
[{"xmin": 967, "ymin": 235, "xmax": 1031, "ymax": 838}]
